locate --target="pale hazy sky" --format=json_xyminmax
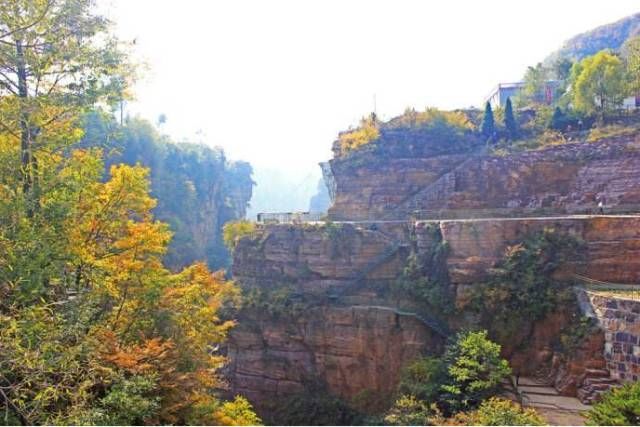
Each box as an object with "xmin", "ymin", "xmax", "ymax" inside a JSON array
[{"xmin": 102, "ymin": 0, "xmax": 640, "ymax": 173}]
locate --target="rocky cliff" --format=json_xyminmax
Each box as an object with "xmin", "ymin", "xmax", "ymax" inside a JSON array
[
  {"xmin": 227, "ymin": 215, "xmax": 640, "ymax": 408},
  {"xmin": 328, "ymin": 135, "xmax": 640, "ymax": 220},
  {"xmin": 228, "ymin": 129, "xmax": 640, "ymax": 415}
]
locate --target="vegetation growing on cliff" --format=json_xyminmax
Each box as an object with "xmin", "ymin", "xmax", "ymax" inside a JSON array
[
  {"xmin": 223, "ymin": 220, "xmax": 257, "ymax": 250},
  {"xmin": 335, "ymin": 115, "xmax": 380, "ymax": 156},
  {"xmin": 333, "ymin": 108, "xmax": 479, "ymax": 159},
  {"xmin": 393, "ymin": 223, "xmax": 454, "ymax": 317},
  {"xmin": 469, "ymin": 229, "xmax": 583, "ymax": 343}
]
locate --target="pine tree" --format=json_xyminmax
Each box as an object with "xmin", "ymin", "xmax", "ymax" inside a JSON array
[
  {"xmin": 504, "ymin": 98, "xmax": 518, "ymax": 139},
  {"xmin": 550, "ymin": 107, "xmax": 564, "ymax": 130},
  {"xmin": 481, "ymin": 102, "xmax": 495, "ymax": 139}
]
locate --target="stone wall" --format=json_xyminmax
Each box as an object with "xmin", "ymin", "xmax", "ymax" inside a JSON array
[
  {"xmin": 328, "ymin": 135, "xmax": 640, "ymax": 221},
  {"xmin": 581, "ymin": 291, "xmax": 640, "ymax": 382}
]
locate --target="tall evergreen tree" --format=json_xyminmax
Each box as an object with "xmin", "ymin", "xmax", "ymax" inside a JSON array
[
  {"xmin": 481, "ymin": 101, "xmax": 495, "ymax": 138},
  {"xmin": 504, "ymin": 97, "xmax": 518, "ymax": 139},
  {"xmin": 550, "ymin": 107, "xmax": 565, "ymax": 130}
]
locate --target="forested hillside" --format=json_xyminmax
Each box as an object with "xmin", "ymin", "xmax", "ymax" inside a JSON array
[
  {"xmin": 82, "ymin": 113, "xmax": 254, "ymax": 270},
  {"xmin": 545, "ymin": 12, "xmax": 640, "ymax": 64}
]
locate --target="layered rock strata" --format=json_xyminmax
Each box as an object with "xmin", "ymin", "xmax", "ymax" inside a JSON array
[
  {"xmin": 228, "ymin": 215, "xmax": 640, "ymax": 406},
  {"xmin": 329, "ymin": 135, "xmax": 640, "ymax": 221}
]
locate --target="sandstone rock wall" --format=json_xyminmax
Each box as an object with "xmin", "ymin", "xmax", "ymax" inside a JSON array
[
  {"xmin": 581, "ymin": 291, "xmax": 640, "ymax": 382},
  {"xmin": 328, "ymin": 136, "xmax": 640, "ymax": 221},
  {"xmin": 419, "ymin": 216, "xmax": 640, "ymax": 290},
  {"xmin": 228, "ymin": 216, "xmax": 640, "ymax": 406}
]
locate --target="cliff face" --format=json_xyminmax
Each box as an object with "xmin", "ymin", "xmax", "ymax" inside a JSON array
[
  {"xmin": 329, "ymin": 136, "xmax": 640, "ymax": 220},
  {"xmin": 229, "ymin": 131, "xmax": 640, "ymax": 411},
  {"xmin": 228, "ymin": 223, "xmax": 444, "ymax": 406},
  {"xmin": 228, "ymin": 215, "xmax": 640, "ymax": 406},
  {"xmin": 435, "ymin": 216, "xmax": 640, "ymax": 290}
]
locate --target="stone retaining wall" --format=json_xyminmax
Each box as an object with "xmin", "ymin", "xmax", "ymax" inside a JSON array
[{"xmin": 581, "ymin": 291, "xmax": 640, "ymax": 382}]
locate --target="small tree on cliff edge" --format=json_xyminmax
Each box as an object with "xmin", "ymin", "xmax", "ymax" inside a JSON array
[
  {"xmin": 481, "ymin": 102, "xmax": 495, "ymax": 140},
  {"xmin": 504, "ymin": 97, "xmax": 518, "ymax": 139}
]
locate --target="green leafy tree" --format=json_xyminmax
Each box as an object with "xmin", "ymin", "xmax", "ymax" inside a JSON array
[
  {"xmin": 0, "ymin": 0, "xmax": 133, "ymax": 204},
  {"xmin": 570, "ymin": 51, "xmax": 627, "ymax": 120},
  {"xmin": 0, "ymin": 3, "xmax": 259, "ymax": 424},
  {"xmin": 441, "ymin": 330, "xmax": 511, "ymax": 412},
  {"xmin": 394, "ymin": 331, "xmax": 511, "ymax": 417},
  {"xmin": 586, "ymin": 382, "xmax": 640, "ymax": 426},
  {"xmin": 398, "ymin": 357, "xmax": 448, "ymax": 403},
  {"xmin": 504, "ymin": 97, "xmax": 518, "ymax": 139},
  {"xmin": 520, "ymin": 63, "xmax": 550, "ymax": 105},
  {"xmin": 553, "ymin": 57, "xmax": 574, "ymax": 81},
  {"xmin": 481, "ymin": 102, "xmax": 495, "ymax": 139}
]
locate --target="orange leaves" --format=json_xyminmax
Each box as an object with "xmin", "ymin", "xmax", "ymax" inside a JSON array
[{"xmin": 99, "ymin": 330, "xmax": 174, "ymax": 375}]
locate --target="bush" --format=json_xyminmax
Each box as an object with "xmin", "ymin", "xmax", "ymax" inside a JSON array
[
  {"xmin": 442, "ymin": 331, "xmax": 512, "ymax": 412},
  {"xmin": 242, "ymin": 284, "xmax": 305, "ymax": 319},
  {"xmin": 586, "ymin": 382, "xmax": 640, "ymax": 425},
  {"xmin": 335, "ymin": 116, "xmax": 380, "ymax": 156},
  {"xmin": 91, "ymin": 374, "xmax": 161, "ymax": 425},
  {"xmin": 388, "ymin": 107, "xmax": 475, "ymax": 131},
  {"xmin": 384, "ymin": 395, "xmax": 443, "ymax": 426},
  {"xmin": 396, "ymin": 331, "xmax": 511, "ymax": 416},
  {"xmin": 450, "ymin": 397, "xmax": 545, "ymax": 425},
  {"xmin": 223, "ymin": 219, "xmax": 257, "ymax": 250},
  {"xmin": 398, "ymin": 357, "xmax": 449, "ymax": 403},
  {"xmin": 212, "ymin": 396, "xmax": 263, "ymax": 426}
]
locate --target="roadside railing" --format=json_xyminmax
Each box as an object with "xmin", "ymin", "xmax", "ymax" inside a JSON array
[
  {"xmin": 256, "ymin": 211, "xmax": 326, "ymax": 224},
  {"xmin": 574, "ymin": 273, "xmax": 640, "ymax": 301},
  {"xmin": 410, "ymin": 204, "xmax": 640, "ymax": 221}
]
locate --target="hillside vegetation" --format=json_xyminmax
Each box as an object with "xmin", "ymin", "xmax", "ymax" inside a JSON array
[
  {"xmin": 0, "ymin": 1, "xmax": 259, "ymax": 424},
  {"xmin": 82, "ymin": 113, "xmax": 254, "ymax": 270},
  {"xmin": 545, "ymin": 13, "xmax": 640, "ymax": 64}
]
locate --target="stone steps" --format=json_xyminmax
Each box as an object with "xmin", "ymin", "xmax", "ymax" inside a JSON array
[{"xmin": 577, "ymin": 368, "xmax": 619, "ymax": 404}]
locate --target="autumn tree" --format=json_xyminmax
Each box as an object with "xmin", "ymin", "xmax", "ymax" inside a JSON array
[
  {"xmin": 0, "ymin": 2, "xmax": 259, "ymax": 424},
  {"xmin": 570, "ymin": 51, "xmax": 627, "ymax": 120},
  {"xmin": 0, "ymin": 0, "xmax": 132, "ymax": 206}
]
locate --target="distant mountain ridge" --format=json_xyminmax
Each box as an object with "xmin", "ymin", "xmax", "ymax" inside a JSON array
[{"xmin": 544, "ymin": 12, "xmax": 640, "ymax": 64}]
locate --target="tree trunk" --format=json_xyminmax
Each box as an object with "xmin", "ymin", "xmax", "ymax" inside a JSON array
[
  {"xmin": 16, "ymin": 38, "xmax": 38, "ymax": 212},
  {"xmin": 16, "ymin": 39, "xmax": 30, "ymax": 191}
]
